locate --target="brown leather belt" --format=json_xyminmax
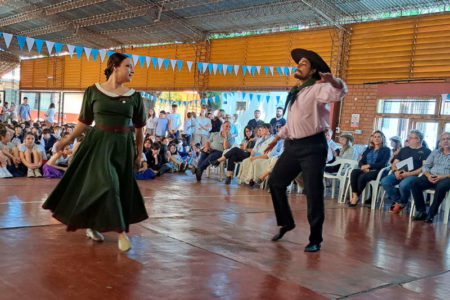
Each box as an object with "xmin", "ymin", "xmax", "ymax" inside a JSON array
[{"xmin": 95, "ymin": 124, "xmax": 131, "ymax": 132}]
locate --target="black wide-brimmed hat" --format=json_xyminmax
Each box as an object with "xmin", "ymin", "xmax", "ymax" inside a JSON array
[{"xmin": 291, "ymin": 48, "xmax": 331, "ymax": 73}]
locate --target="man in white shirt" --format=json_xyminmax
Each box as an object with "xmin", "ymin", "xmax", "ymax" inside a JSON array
[
  {"xmin": 167, "ymin": 104, "xmax": 181, "ymax": 139},
  {"xmin": 194, "ymin": 106, "xmax": 212, "ymax": 146}
]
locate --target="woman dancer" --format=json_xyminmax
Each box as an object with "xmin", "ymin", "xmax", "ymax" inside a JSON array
[{"xmin": 43, "ymin": 53, "xmax": 148, "ymax": 251}]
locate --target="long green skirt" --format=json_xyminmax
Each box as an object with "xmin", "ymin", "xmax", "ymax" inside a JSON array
[{"xmin": 43, "ymin": 127, "xmax": 148, "ymax": 232}]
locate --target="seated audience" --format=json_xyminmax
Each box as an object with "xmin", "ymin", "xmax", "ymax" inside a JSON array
[
  {"xmin": 0, "ymin": 150, "xmax": 13, "ymax": 178},
  {"xmin": 349, "ymin": 130, "xmax": 390, "ymax": 206},
  {"xmin": 411, "ymin": 132, "xmax": 450, "ymax": 223},
  {"xmin": 325, "ymin": 128, "xmax": 338, "ymax": 163},
  {"xmin": 381, "ymin": 129, "xmax": 431, "ymax": 213},
  {"xmin": 210, "ymin": 125, "xmax": 255, "ymax": 184},
  {"xmin": 195, "ymin": 121, "xmax": 234, "ymax": 181},
  {"xmin": 324, "ymin": 133, "xmax": 355, "ymax": 173},
  {"xmin": 19, "ymin": 132, "xmax": 43, "ymax": 177},
  {"xmin": 135, "ymin": 152, "xmax": 156, "ymax": 180},
  {"xmin": 43, "ymin": 144, "xmax": 71, "ymax": 178},
  {"xmin": 389, "ymin": 136, "xmax": 402, "ymax": 163},
  {"xmin": 238, "ymin": 124, "xmax": 275, "ymax": 185},
  {"xmin": 147, "ymin": 143, "xmax": 171, "ymax": 176}
]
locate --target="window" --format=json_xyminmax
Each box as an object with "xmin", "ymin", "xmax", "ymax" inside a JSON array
[
  {"xmin": 441, "ymin": 94, "xmax": 450, "ymax": 115},
  {"xmin": 415, "ymin": 121, "xmax": 439, "ymax": 150},
  {"xmin": 377, "ymin": 98, "xmax": 436, "ymax": 115},
  {"xmin": 377, "ymin": 117, "xmax": 409, "ymax": 143}
]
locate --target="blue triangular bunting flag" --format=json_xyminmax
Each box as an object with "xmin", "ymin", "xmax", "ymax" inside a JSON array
[
  {"xmin": 163, "ymin": 58, "xmax": 170, "ymax": 70},
  {"xmin": 242, "ymin": 92, "xmax": 246, "ymax": 99},
  {"xmin": 16, "ymin": 35, "xmax": 26, "ymax": 50},
  {"xmin": 208, "ymin": 63, "xmax": 213, "ymax": 74},
  {"xmin": 91, "ymin": 48, "xmax": 99, "ymax": 61},
  {"xmin": 276, "ymin": 66, "xmax": 282, "ymax": 75},
  {"xmin": 242, "ymin": 65, "xmax": 247, "ymax": 76},
  {"xmin": 107, "ymin": 50, "xmax": 114, "ymax": 57},
  {"xmin": 266, "ymin": 96, "xmax": 270, "ymax": 103},
  {"xmin": 276, "ymin": 96, "xmax": 281, "ymax": 104},
  {"xmin": 34, "ymin": 39, "xmax": 44, "ymax": 53},
  {"xmin": 177, "ymin": 60, "xmax": 183, "ymax": 72},
  {"xmin": 54, "ymin": 42, "xmax": 63, "ymax": 54},
  {"xmin": 151, "ymin": 57, "xmax": 158, "ymax": 69},
  {"xmin": 257, "ymin": 95, "xmax": 261, "ymax": 102},
  {"xmin": 197, "ymin": 62, "xmax": 203, "ymax": 73},
  {"xmin": 218, "ymin": 64, "xmax": 223, "ymax": 74},
  {"xmin": 75, "ymin": 46, "xmax": 83, "ymax": 59},
  {"xmin": 251, "ymin": 66, "xmax": 256, "ymax": 76},
  {"xmin": 264, "ymin": 66, "xmax": 269, "ymax": 75},
  {"xmin": 138, "ymin": 55, "xmax": 145, "ymax": 68},
  {"xmin": 249, "ymin": 94, "xmax": 254, "ymax": 101}
]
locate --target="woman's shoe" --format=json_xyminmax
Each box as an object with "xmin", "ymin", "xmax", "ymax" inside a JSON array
[
  {"xmin": 86, "ymin": 229, "xmax": 104, "ymax": 242},
  {"xmin": 348, "ymin": 198, "xmax": 360, "ymax": 207},
  {"xmin": 118, "ymin": 233, "xmax": 131, "ymax": 251}
]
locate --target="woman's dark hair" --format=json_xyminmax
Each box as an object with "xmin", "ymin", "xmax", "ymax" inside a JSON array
[
  {"xmin": 371, "ymin": 130, "xmax": 387, "ymax": 148},
  {"xmin": 243, "ymin": 125, "xmax": 254, "ymax": 141},
  {"xmin": 147, "ymin": 109, "xmax": 155, "ymax": 118},
  {"xmin": 104, "ymin": 53, "xmax": 128, "ymax": 80},
  {"xmin": 49, "ymin": 103, "xmax": 55, "ymax": 109},
  {"xmin": 151, "ymin": 143, "xmax": 160, "ymax": 150}
]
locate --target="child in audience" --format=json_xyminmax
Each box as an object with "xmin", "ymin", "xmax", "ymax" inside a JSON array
[
  {"xmin": 0, "ymin": 150, "xmax": 13, "ymax": 178},
  {"xmin": 147, "ymin": 143, "xmax": 171, "ymax": 176},
  {"xmin": 43, "ymin": 144, "xmax": 71, "ymax": 178},
  {"xmin": 135, "ymin": 152, "xmax": 156, "ymax": 180},
  {"xmin": 19, "ymin": 132, "xmax": 43, "ymax": 177},
  {"xmin": 167, "ymin": 143, "xmax": 183, "ymax": 172}
]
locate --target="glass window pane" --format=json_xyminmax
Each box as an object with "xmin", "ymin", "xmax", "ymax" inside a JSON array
[
  {"xmin": 63, "ymin": 92, "xmax": 83, "ymax": 124},
  {"xmin": 441, "ymin": 94, "xmax": 450, "ymax": 115},
  {"xmin": 377, "ymin": 117, "xmax": 409, "ymax": 145},
  {"xmin": 38, "ymin": 93, "xmax": 60, "ymax": 122},
  {"xmin": 445, "ymin": 123, "xmax": 450, "ymax": 132},
  {"xmin": 415, "ymin": 122, "xmax": 439, "ymax": 150},
  {"xmin": 378, "ymin": 98, "xmax": 436, "ymax": 114}
]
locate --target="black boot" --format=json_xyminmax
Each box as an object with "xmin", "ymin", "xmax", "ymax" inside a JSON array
[{"xmin": 224, "ymin": 176, "xmax": 231, "ymax": 185}]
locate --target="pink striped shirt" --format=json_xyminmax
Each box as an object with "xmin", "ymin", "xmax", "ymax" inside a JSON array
[{"xmin": 278, "ymin": 79, "xmax": 347, "ymax": 140}]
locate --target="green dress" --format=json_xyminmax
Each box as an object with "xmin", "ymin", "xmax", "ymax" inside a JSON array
[{"xmin": 43, "ymin": 83, "xmax": 148, "ymax": 232}]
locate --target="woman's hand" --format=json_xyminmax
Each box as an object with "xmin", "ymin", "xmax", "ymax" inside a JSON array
[{"xmin": 134, "ymin": 156, "xmax": 141, "ymax": 169}]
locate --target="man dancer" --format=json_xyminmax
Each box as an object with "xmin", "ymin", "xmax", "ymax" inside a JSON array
[{"xmin": 264, "ymin": 48, "xmax": 347, "ymax": 252}]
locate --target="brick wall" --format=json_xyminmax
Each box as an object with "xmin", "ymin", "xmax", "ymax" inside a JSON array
[{"xmin": 339, "ymin": 84, "xmax": 378, "ymax": 145}]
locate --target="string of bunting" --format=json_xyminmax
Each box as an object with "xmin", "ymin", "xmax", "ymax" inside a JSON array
[
  {"xmin": 140, "ymin": 91, "xmax": 283, "ymax": 106},
  {"xmin": 0, "ymin": 31, "xmax": 296, "ymax": 77}
]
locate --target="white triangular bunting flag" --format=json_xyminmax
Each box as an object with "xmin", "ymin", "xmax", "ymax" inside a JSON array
[
  {"xmin": 281, "ymin": 67, "xmax": 285, "ymax": 75},
  {"xmin": 132, "ymin": 54, "xmax": 139, "ymax": 66},
  {"xmin": 212, "ymin": 63, "xmax": 218, "ymax": 75},
  {"xmin": 146, "ymin": 57, "xmax": 151, "ymax": 68},
  {"xmin": 99, "ymin": 49, "xmax": 107, "ymax": 62},
  {"xmin": 187, "ymin": 61, "xmax": 193, "ymax": 72},
  {"xmin": 26, "ymin": 37, "xmax": 35, "ymax": 52},
  {"xmin": 246, "ymin": 65, "xmax": 252, "ymax": 75},
  {"xmin": 234, "ymin": 65, "xmax": 240, "ymax": 76},
  {"xmin": 202, "ymin": 63, "xmax": 208, "ymax": 73},
  {"xmin": 223, "ymin": 64, "xmax": 228, "ymax": 75},
  {"xmin": 67, "ymin": 45, "xmax": 75, "ymax": 58},
  {"xmin": 170, "ymin": 59, "xmax": 177, "ymax": 71},
  {"xmin": 256, "ymin": 66, "xmax": 261, "ymax": 75},
  {"xmin": 269, "ymin": 66, "xmax": 274, "ymax": 76},
  {"xmin": 45, "ymin": 41, "xmax": 54, "ymax": 55},
  {"xmin": 3, "ymin": 33, "xmax": 12, "ymax": 48},
  {"xmin": 157, "ymin": 58, "xmax": 164, "ymax": 69},
  {"xmin": 84, "ymin": 47, "xmax": 92, "ymax": 61}
]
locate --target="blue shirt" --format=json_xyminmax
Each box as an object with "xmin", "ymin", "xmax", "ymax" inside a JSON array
[
  {"xmin": 366, "ymin": 148, "xmax": 379, "ymax": 165},
  {"xmin": 18, "ymin": 103, "xmax": 31, "ymax": 120},
  {"xmin": 154, "ymin": 117, "xmax": 169, "ymax": 137}
]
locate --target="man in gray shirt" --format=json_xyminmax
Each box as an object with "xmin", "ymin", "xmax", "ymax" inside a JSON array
[
  {"xmin": 411, "ymin": 131, "xmax": 450, "ymax": 223},
  {"xmin": 195, "ymin": 121, "xmax": 234, "ymax": 181}
]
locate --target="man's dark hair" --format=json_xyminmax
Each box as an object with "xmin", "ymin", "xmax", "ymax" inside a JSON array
[
  {"xmin": 276, "ymin": 107, "xmax": 284, "ymax": 112},
  {"xmin": 151, "ymin": 143, "xmax": 161, "ymax": 150}
]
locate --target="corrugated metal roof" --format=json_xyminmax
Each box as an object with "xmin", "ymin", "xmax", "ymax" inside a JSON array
[{"xmin": 0, "ymin": 0, "xmax": 448, "ymax": 58}]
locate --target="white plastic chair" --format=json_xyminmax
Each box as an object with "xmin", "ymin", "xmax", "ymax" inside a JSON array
[
  {"xmin": 205, "ymin": 161, "xmax": 225, "ymax": 181},
  {"xmin": 367, "ymin": 166, "xmax": 391, "ymax": 210},
  {"xmin": 324, "ymin": 158, "xmax": 358, "ymax": 203},
  {"xmin": 410, "ymin": 188, "xmax": 450, "ymax": 224}
]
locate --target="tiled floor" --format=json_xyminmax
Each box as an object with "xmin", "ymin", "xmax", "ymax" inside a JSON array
[{"xmin": 0, "ymin": 174, "xmax": 449, "ymax": 299}]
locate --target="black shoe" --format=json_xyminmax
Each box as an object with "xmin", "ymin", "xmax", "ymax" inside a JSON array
[
  {"xmin": 363, "ymin": 198, "xmax": 372, "ymax": 205},
  {"xmin": 413, "ymin": 211, "xmax": 427, "ymax": 221},
  {"xmin": 425, "ymin": 215, "xmax": 434, "ymax": 223},
  {"xmin": 195, "ymin": 169, "xmax": 202, "ymax": 182},
  {"xmin": 210, "ymin": 159, "xmax": 220, "ymax": 167},
  {"xmin": 249, "ymin": 180, "xmax": 255, "ymax": 187},
  {"xmin": 348, "ymin": 198, "xmax": 360, "ymax": 207},
  {"xmin": 224, "ymin": 176, "xmax": 231, "ymax": 185},
  {"xmin": 304, "ymin": 243, "xmax": 321, "ymax": 252},
  {"xmin": 271, "ymin": 224, "xmax": 295, "ymax": 241}
]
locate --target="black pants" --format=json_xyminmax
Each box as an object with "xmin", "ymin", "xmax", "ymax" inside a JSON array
[
  {"xmin": 224, "ymin": 147, "xmax": 250, "ymax": 171},
  {"xmin": 350, "ymin": 169, "xmax": 379, "ymax": 196},
  {"xmin": 268, "ymin": 133, "xmax": 328, "ymax": 244},
  {"xmin": 411, "ymin": 175, "xmax": 450, "ymax": 217},
  {"xmin": 325, "ymin": 164, "xmax": 340, "ymax": 173}
]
